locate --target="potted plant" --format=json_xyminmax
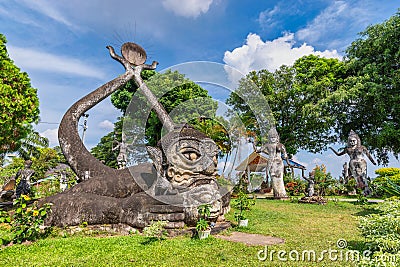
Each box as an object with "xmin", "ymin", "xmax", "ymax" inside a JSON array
[
  {"xmin": 196, "ymin": 204, "xmax": 211, "ymax": 239},
  {"xmin": 232, "ymin": 190, "xmax": 255, "ymax": 227}
]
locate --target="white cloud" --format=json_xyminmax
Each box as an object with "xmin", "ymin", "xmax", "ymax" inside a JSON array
[
  {"xmin": 258, "ymin": 5, "xmax": 280, "ymax": 29},
  {"xmin": 8, "ymin": 46, "xmax": 107, "ymax": 79},
  {"xmin": 295, "ymin": 1, "xmax": 378, "ymax": 50},
  {"xmin": 311, "ymin": 157, "xmax": 323, "ymax": 165},
  {"xmin": 162, "ymin": 0, "xmax": 213, "ymax": 18},
  {"xmin": 19, "ymin": 0, "xmax": 80, "ymax": 30},
  {"xmin": 223, "ymin": 33, "xmax": 340, "ymax": 75},
  {"xmin": 98, "ymin": 120, "xmax": 114, "ymax": 130},
  {"xmin": 296, "ymin": 2, "xmax": 348, "ymax": 43},
  {"xmin": 40, "ymin": 128, "xmax": 59, "ymax": 147}
]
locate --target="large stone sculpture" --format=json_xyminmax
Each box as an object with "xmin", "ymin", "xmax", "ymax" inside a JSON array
[
  {"xmin": 44, "ymin": 43, "xmax": 229, "ymax": 229},
  {"xmin": 257, "ymin": 128, "xmax": 289, "ymax": 199},
  {"xmin": 330, "ymin": 130, "xmax": 376, "ymax": 195}
]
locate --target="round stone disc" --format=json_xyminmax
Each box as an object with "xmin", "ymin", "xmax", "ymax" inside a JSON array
[{"xmin": 121, "ymin": 42, "xmax": 147, "ymax": 65}]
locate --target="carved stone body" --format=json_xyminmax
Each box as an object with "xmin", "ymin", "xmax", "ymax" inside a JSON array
[
  {"xmin": 257, "ymin": 128, "xmax": 289, "ymax": 199},
  {"xmin": 44, "ymin": 43, "xmax": 229, "ymax": 228},
  {"xmin": 330, "ymin": 130, "xmax": 376, "ymax": 196}
]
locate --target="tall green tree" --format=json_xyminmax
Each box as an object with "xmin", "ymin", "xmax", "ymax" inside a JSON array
[
  {"xmin": 342, "ymin": 11, "xmax": 400, "ymax": 164},
  {"xmin": 16, "ymin": 131, "xmax": 49, "ymax": 160},
  {"xmin": 227, "ymin": 55, "xmax": 348, "ymax": 155},
  {"xmin": 90, "ymin": 120, "xmax": 122, "ymax": 169},
  {"xmin": 0, "ymin": 34, "xmax": 40, "ymax": 156},
  {"xmin": 92, "ymin": 70, "xmax": 220, "ymax": 166}
]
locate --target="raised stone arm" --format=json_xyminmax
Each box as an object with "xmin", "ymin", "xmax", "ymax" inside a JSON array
[
  {"xmin": 329, "ymin": 147, "xmax": 346, "ymax": 156},
  {"xmin": 106, "ymin": 45, "xmax": 132, "ymax": 71},
  {"xmin": 281, "ymin": 144, "xmax": 292, "ymax": 168},
  {"xmin": 301, "ymin": 169, "xmax": 310, "ymax": 182}
]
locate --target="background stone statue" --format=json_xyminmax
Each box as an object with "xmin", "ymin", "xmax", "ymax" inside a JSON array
[
  {"xmin": 15, "ymin": 160, "xmax": 34, "ymax": 198},
  {"xmin": 112, "ymin": 132, "xmax": 132, "ymax": 169},
  {"xmin": 302, "ymin": 169, "xmax": 315, "ymax": 197},
  {"xmin": 330, "ymin": 130, "xmax": 376, "ymax": 195},
  {"xmin": 257, "ymin": 128, "xmax": 289, "ymax": 199}
]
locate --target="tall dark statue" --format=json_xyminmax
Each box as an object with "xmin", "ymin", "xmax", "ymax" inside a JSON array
[
  {"xmin": 330, "ymin": 130, "xmax": 376, "ymax": 195},
  {"xmin": 44, "ymin": 43, "xmax": 229, "ymax": 228},
  {"xmin": 15, "ymin": 160, "xmax": 34, "ymax": 198}
]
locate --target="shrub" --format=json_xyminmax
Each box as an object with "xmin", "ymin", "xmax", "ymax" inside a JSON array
[
  {"xmin": 359, "ymin": 200, "xmax": 400, "ymax": 253},
  {"xmin": 312, "ymin": 165, "xmax": 336, "ymax": 196},
  {"xmin": 232, "ymin": 190, "xmax": 255, "ymax": 221},
  {"xmin": 195, "ymin": 218, "xmax": 209, "ymax": 232},
  {"xmin": 284, "ymin": 178, "xmax": 306, "ymax": 196},
  {"xmin": 10, "ymin": 195, "xmax": 52, "ymax": 244},
  {"xmin": 196, "ymin": 204, "xmax": 211, "ymax": 233},
  {"xmin": 372, "ymin": 167, "xmax": 400, "ymax": 198},
  {"xmin": 143, "ymin": 220, "xmax": 168, "ymax": 241},
  {"xmin": 375, "ymin": 168, "xmax": 400, "ymax": 177}
]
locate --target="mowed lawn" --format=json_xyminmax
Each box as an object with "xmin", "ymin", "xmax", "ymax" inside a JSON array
[{"xmin": 0, "ymin": 199, "xmax": 369, "ymax": 267}]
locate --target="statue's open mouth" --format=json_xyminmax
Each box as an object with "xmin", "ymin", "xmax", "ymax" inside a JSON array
[{"xmin": 186, "ymin": 176, "xmax": 216, "ymax": 188}]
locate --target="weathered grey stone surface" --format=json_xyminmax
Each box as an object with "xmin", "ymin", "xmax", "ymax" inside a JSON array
[
  {"xmin": 257, "ymin": 128, "xmax": 289, "ymax": 199},
  {"xmin": 330, "ymin": 130, "xmax": 376, "ymax": 195},
  {"xmin": 44, "ymin": 43, "xmax": 229, "ymax": 228}
]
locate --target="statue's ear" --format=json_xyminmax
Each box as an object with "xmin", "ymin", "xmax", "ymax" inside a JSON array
[{"xmin": 146, "ymin": 146, "xmax": 163, "ymax": 173}]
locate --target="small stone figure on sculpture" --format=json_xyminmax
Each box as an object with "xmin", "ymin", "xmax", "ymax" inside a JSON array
[
  {"xmin": 15, "ymin": 160, "xmax": 34, "ymax": 198},
  {"xmin": 257, "ymin": 128, "xmax": 289, "ymax": 199},
  {"xmin": 59, "ymin": 170, "xmax": 68, "ymax": 192},
  {"xmin": 330, "ymin": 130, "xmax": 376, "ymax": 196},
  {"xmin": 112, "ymin": 133, "xmax": 132, "ymax": 169}
]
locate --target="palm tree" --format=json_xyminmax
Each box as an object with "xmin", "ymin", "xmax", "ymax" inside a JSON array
[{"xmin": 16, "ymin": 130, "xmax": 49, "ymax": 160}]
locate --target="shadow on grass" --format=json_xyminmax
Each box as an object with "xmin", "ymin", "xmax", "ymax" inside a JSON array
[
  {"xmin": 352, "ymin": 207, "xmax": 381, "ymax": 217},
  {"xmin": 140, "ymin": 237, "xmax": 164, "ymax": 245},
  {"xmin": 347, "ymin": 239, "xmax": 369, "ymax": 251}
]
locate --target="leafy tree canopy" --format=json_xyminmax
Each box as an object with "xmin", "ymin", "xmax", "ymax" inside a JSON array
[
  {"xmin": 93, "ymin": 70, "xmax": 222, "ymax": 166},
  {"xmin": 227, "ymin": 55, "xmax": 348, "ymax": 156},
  {"xmin": 342, "ymin": 11, "xmax": 400, "ymax": 164},
  {"xmin": 0, "ymin": 34, "xmax": 40, "ymax": 155}
]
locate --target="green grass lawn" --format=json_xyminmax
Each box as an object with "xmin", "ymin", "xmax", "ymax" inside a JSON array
[{"xmin": 0, "ymin": 200, "xmax": 370, "ymax": 267}]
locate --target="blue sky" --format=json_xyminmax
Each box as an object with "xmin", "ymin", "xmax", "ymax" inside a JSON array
[{"xmin": 1, "ymin": 0, "xmax": 399, "ymax": 178}]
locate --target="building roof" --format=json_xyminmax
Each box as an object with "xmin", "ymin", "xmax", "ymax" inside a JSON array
[{"xmin": 235, "ymin": 152, "xmax": 306, "ymax": 172}]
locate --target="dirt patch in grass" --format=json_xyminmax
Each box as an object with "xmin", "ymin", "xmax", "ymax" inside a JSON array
[{"xmin": 215, "ymin": 231, "xmax": 284, "ymax": 246}]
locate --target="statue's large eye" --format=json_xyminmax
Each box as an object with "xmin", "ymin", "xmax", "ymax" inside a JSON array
[{"xmin": 180, "ymin": 148, "xmax": 201, "ymax": 161}]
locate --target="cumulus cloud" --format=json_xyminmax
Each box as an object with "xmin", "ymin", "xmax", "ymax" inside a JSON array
[
  {"xmin": 98, "ymin": 120, "xmax": 115, "ymax": 130},
  {"xmin": 295, "ymin": 1, "xmax": 382, "ymax": 50},
  {"xmin": 223, "ymin": 33, "xmax": 340, "ymax": 75},
  {"xmin": 162, "ymin": 0, "xmax": 213, "ymax": 18},
  {"xmin": 312, "ymin": 157, "xmax": 323, "ymax": 165},
  {"xmin": 40, "ymin": 128, "xmax": 59, "ymax": 147},
  {"xmin": 8, "ymin": 46, "xmax": 107, "ymax": 79}
]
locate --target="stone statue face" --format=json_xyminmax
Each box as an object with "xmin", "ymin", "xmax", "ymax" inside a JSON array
[
  {"xmin": 267, "ymin": 128, "xmax": 280, "ymax": 144},
  {"xmin": 165, "ymin": 137, "xmax": 218, "ymax": 187},
  {"xmin": 147, "ymin": 125, "xmax": 223, "ymax": 217},
  {"xmin": 348, "ymin": 137, "xmax": 357, "ymax": 147},
  {"xmin": 269, "ymin": 135, "xmax": 279, "ymax": 144}
]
